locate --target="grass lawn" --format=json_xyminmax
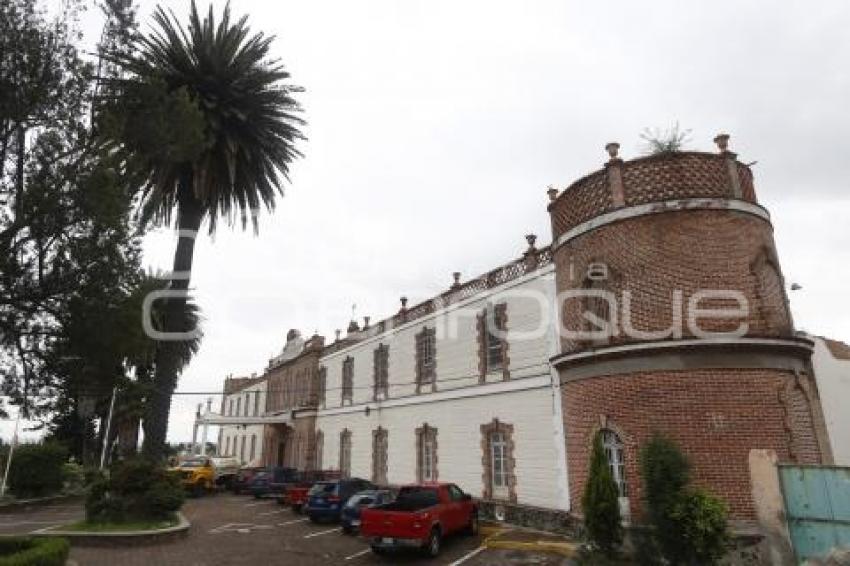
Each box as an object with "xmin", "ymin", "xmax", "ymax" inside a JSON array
[{"xmin": 58, "ymin": 515, "xmax": 179, "ymax": 532}]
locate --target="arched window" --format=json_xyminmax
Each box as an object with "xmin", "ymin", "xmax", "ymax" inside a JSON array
[{"xmin": 600, "ymin": 429, "xmax": 626, "ymax": 497}]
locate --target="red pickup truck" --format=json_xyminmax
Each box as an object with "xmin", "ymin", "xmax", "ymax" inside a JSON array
[{"xmin": 360, "ymin": 482, "xmax": 478, "ymax": 557}]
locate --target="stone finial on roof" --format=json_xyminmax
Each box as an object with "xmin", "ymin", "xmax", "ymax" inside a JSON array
[
  {"xmin": 335, "ymin": 329, "xmax": 341, "ymax": 342},
  {"xmin": 714, "ymin": 133, "xmax": 730, "ymax": 152},
  {"xmin": 605, "ymin": 142, "xmax": 620, "ymax": 160},
  {"xmin": 400, "ymin": 296, "xmax": 408, "ymax": 310},
  {"xmin": 363, "ymin": 316, "xmax": 370, "ymax": 329},
  {"xmin": 451, "ymin": 272, "xmax": 461, "ymax": 289},
  {"xmin": 547, "ymin": 185, "xmax": 559, "ymax": 202},
  {"xmin": 525, "ymin": 234, "xmax": 537, "ymax": 251}
]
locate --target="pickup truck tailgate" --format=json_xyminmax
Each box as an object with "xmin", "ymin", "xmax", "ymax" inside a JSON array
[{"xmin": 361, "ymin": 509, "xmax": 429, "ymax": 539}]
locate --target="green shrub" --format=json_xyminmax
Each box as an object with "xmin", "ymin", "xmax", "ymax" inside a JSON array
[
  {"xmin": 639, "ymin": 433, "xmax": 729, "ymax": 565},
  {"xmin": 61, "ymin": 462, "xmax": 85, "ymax": 492},
  {"xmin": 7, "ymin": 443, "xmax": 69, "ymax": 498},
  {"xmin": 0, "ymin": 537, "xmax": 69, "ymax": 566},
  {"xmin": 582, "ymin": 432, "xmax": 622, "ymax": 556},
  {"xmin": 668, "ymin": 489, "xmax": 729, "ymax": 564},
  {"xmin": 86, "ymin": 458, "xmax": 184, "ymax": 523}
]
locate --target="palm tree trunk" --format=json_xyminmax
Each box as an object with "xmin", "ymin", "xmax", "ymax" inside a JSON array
[{"xmin": 142, "ymin": 183, "xmax": 203, "ymax": 460}]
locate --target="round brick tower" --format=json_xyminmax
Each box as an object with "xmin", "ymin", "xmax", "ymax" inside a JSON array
[{"xmin": 547, "ymin": 135, "xmax": 830, "ymax": 521}]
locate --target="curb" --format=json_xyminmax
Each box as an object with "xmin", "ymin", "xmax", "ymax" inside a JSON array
[
  {"xmin": 31, "ymin": 512, "xmax": 191, "ymax": 547},
  {"xmin": 0, "ymin": 493, "xmax": 83, "ymax": 513},
  {"xmin": 484, "ymin": 538, "xmax": 579, "ymax": 557},
  {"xmin": 479, "ymin": 521, "xmax": 578, "ymax": 558}
]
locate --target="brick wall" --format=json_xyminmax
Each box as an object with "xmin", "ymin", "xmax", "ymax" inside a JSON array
[
  {"xmin": 554, "ymin": 209, "xmax": 792, "ymax": 353},
  {"xmin": 563, "ymin": 368, "xmax": 822, "ymax": 520},
  {"xmin": 549, "ymin": 151, "xmax": 757, "ymax": 237}
]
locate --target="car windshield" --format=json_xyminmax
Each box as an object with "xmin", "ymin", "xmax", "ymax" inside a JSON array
[
  {"xmin": 309, "ymin": 483, "xmax": 336, "ymax": 496},
  {"xmin": 180, "ymin": 459, "xmax": 207, "ymax": 468}
]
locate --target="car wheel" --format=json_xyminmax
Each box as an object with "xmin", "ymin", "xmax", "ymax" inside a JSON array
[
  {"xmin": 341, "ymin": 524, "xmax": 353, "ymax": 535},
  {"xmin": 465, "ymin": 510, "xmax": 479, "ymax": 536},
  {"xmin": 293, "ymin": 504, "xmax": 302, "ymax": 514},
  {"xmin": 192, "ymin": 483, "xmax": 204, "ymax": 498},
  {"xmin": 370, "ymin": 545, "xmax": 385, "ymax": 556},
  {"xmin": 309, "ymin": 515, "xmax": 319, "ymax": 524},
  {"xmin": 424, "ymin": 527, "xmax": 441, "ymax": 557}
]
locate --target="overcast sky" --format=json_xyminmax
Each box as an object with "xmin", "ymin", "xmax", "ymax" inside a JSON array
[{"xmin": 7, "ymin": 0, "xmax": 850, "ymax": 443}]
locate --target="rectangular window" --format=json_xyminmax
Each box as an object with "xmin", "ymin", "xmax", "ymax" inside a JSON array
[
  {"xmin": 249, "ymin": 434, "xmax": 256, "ymax": 462},
  {"xmin": 239, "ymin": 435, "xmax": 246, "ymax": 464},
  {"xmin": 416, "ymin": 425, "xmax": 438, "ymax": 482},
  {"xmin": 480, "ymin": 303, "xmax": 507, "ymax": 377},
  {"xmin": 342, "ymin": 357, "xmax": 354, "ymax": 405},
  {"xmin": 339, "ymin": 431, "xmax": 352, "ymax": 478},
  {"xmin": 244, "ymin": 394, "xmax": 249, "ymax": 416},
  {"xmin": 490, "ymin": 432, "xmax": 508, "ymax": 498},
  {"xmin": 372, "ymin": 428, "xmax": 388, "ymax": 485},
  {"xmin": 315, "ymin": 430, "xmax": 324, "ymax": 470},
  {"xmin": 317, "ymin": 367, "xmax": 327, "ymax": 408},
  {"xmin": 253, "ymin": 390, "xmax": 260, "ymax": 416},
  {"xmin": 422, "ymin": 436, "xmax": 436, "ymax": 481},
  {"xmin": 229, "ymin": 399, "xmax": 234, "ymax": 416},
  {"xmin": 236, "ymin": 397, "xmax": 241, "ymax": 417},
  {"xmin": 415, "ymin": 327, "xmax": 436, "ymax": 392},
  {"xmin": 225, "ymin": 436, "xmax": 230, "ymax": 455},
  {"xmin": 373, "ymin": 344, "xmax": 389, "ymax": 400}
]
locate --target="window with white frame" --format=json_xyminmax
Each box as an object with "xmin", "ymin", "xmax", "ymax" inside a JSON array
[
  {"xmin": 416, "ymin": 424, "xmax": 438, "ymax": 482},
  {"xmin": 415, "ymin": 327, "xmax": 436, "ymax": 393},
  {"xmin": 342, "ymin": 357, "xmax": 354, "ymax": 405},
  {"xmin": 339, "ymin": 429, "xmax": 352, "ymax": 478},
  {"xmin": 601, "ymin": 429, "xmax": 627, "ymax": 497},
  {"xmin": 490, "ymin": 431, "xmax": 509, "ymax": 499}
]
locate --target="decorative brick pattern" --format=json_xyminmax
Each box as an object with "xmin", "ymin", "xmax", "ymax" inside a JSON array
[
  {"xmin": 562, "ymin": 369, "xmax": 822, "ymax": 520},
  {"xmin": 415, "ymin": 423, "xmax": 438, "ymax": 482},
  {"xmin": 480, "ymin": 418, "xmax": 517, "ymax": 502},
  {"xmin": 549, "ymin": 152, "xmax": 758, "ymax": 238},
  {"xmin": 371, "ymin": 427, "xmax": 388, "ymax": 485}
]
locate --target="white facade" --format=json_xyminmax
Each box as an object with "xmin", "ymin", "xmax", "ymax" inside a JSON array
[
  {"xmin": 315, "ymin": 267, "xmax": 570, "ymax": 510},
  {"xmin": 218, "ymin": 380, "xmax": 268, "ymax": 466},
  {"xmin": 809, "ymin": 336, "xmax": 850, "ymax": 466}
]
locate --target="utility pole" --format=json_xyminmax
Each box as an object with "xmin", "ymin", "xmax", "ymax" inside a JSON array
[
  {"xmin": 0, "ymin": 409, "xmax": 21, "ymax": 498},
  {"xmin": 99, "ymin": 386, "xmax": 117, "ymax": 470}
]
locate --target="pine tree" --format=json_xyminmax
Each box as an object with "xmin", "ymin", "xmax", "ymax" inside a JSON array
[{"xmin": 582, "ymin": 431, "xmax": 623, "ymax": 555}]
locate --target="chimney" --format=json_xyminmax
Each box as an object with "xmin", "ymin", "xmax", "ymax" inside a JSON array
[{"xmin": 451, "ymin": 272, "xmax": 461, "ymax": 289}]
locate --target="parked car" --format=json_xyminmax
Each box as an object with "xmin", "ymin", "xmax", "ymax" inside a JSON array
[
  {"xmin": 232, "ymin": 466, "xmax": 265, "ymax": 494},
  {"xmin": 360, "ymin": 483, "xmax": 478, "ymax": 557},
  {"xmin": 249, "ymin": 467, "xmax": 298, "ymax": 498},
  {"xmin": 306, "ymin": 478, "xmax": 375, "ymax": 522},
  {"xmin": 277, "ymin": 470, "xmax": 342, "ymax": 513},
  {"xmin": 340, "ymin": 489, "xmax": 394, "ymax": 534}
]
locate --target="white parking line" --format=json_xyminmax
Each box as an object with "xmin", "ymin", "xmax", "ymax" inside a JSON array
[
  {"xmin": 344, "ymin": 548, "xmax": 371, "ymax": 561},
  {"xmin": 257, "ymin": 509, "xmax": 286, "ymax": 516},
  {"xmin": 278, "ymin": 518, "xmax": 309, "ymax": 526},
  {"xmin": 448, "ymin": 546, "xmax": 486, "ymax": 566},
  {"xmin": 243, "ymin": 501, "xmax": 271, "ymax": 507},
  {"xmin": 303, "ymin": 527, "xmax": 341, "ymax": 538}
]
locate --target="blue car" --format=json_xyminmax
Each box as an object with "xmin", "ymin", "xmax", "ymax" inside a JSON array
[
  {"xmin": 306, "ymin": 478, "xmax": 375, "ymax": 523},
  {"xmin": 340, "ymin": 489, "xmax": 394, "ymax": 534}
]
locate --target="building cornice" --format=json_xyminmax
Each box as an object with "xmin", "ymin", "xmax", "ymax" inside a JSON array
[{"xmin": 552, "ymin": 198, "xmax": 771, "ymax": 252}]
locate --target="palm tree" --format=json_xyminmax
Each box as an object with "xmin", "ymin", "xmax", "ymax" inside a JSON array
[
  {"xmin": 116, "ymin": 274, "xmax": 203, "ymax": 458},
  {"xmin": 106, "ymin": 3, "xmax": 304, "ymax": 459}
]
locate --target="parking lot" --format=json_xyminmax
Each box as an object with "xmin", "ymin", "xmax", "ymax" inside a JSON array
[{"xmin": 0, "ymin": 493, "xmax": 572, "ymax": 565}]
